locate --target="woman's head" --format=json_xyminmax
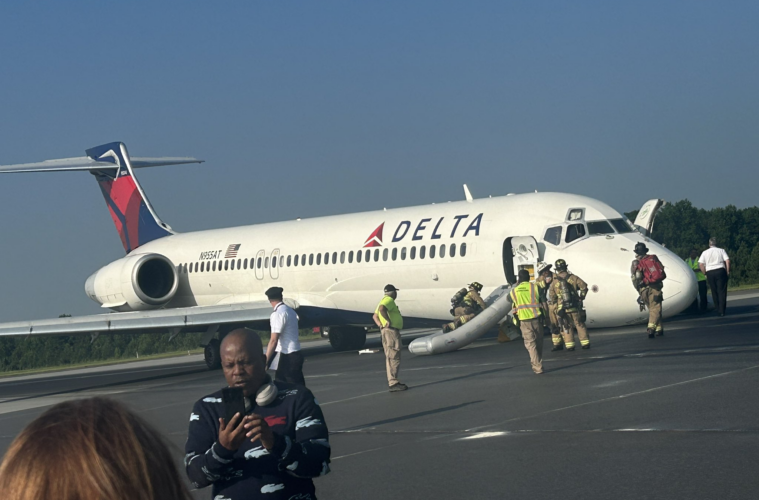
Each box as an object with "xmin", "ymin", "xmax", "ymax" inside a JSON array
[{"xmin": 0, "ymin": 397, "xmax": 190, "ymax": 500}]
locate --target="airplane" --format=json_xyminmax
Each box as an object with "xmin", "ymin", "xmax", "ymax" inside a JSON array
[{"xmin": 0, "ymin": 142, "xmax": 698, "ymax": 369}]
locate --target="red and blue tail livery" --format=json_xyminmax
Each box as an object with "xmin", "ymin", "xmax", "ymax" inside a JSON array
[{"xmin": 86, "ymin": 142, "xmax": 174, "ymax": 253}]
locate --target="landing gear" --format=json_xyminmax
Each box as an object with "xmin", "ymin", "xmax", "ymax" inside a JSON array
[
  {"xmin": 204, "ymin": 338, "xmax": 221, "ymax": 370},
  {"xmin": 328, "ymin": 326, "xmax": 367, "ymax": 351}
]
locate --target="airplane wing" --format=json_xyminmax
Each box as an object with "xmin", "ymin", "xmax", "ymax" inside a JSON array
[{"xmin": 0, "ymin": 301, "xmax": 280, "ymax": 337}]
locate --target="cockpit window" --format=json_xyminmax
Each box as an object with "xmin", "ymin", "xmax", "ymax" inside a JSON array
[
  {"xmin": 565, "ymin": 223, "xmax": 586, "ymax": 243},
  {"xmin": 567, "ymin": 208, "xmax": 584, "ymax": 221},
  {"xmin": 610, "ymin": 218, "xmax": 634, "ymax": 233},
  {"xmin": 587, "ymin": 220, "xmax": 615, "ymax": 235},
  {"xmin": 544, "ymin": 226, "xmax": 562, "ymax": 246}
]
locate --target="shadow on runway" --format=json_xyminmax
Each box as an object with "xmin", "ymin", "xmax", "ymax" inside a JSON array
[{"xmin": 336, "ymin": 400, "xmax": 484, "ymax": 432}]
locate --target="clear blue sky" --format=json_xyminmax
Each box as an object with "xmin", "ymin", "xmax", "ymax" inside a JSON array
[{"xmin": 1, "ymin": 1, "xmax": 757, "ymax": 320}]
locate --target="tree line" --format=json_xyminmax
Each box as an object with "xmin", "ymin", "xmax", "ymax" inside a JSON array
[{"xmin": 625, "ymin": 199, "xmax": 759, "ymax": 286}]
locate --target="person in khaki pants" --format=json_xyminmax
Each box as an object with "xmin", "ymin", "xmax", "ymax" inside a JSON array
[
  {"xmin": 372, "ymin": 284, "xmax": 407, "ymax": 392},
  {"xmin": 510, "ymin": 269, "xmax": 545, "ymax": 374}
]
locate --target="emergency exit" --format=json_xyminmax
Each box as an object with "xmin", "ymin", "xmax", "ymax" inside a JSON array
[{"xmin": 502, "ymin": 236, "xmax": 540, "ymax": 284}]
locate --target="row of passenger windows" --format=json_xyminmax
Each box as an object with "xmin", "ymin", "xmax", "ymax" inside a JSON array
[{"xmin": 176, "ymin": 243, "xmax": 468, "ymax": 274}]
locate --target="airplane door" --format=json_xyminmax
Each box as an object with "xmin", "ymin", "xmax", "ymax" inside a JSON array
[
  {"xmin": 634, "ymin": 199, "xmax": 666, "ymax": 237},
  {"xmin": 270, "ymin": 249, "xmax": 280, "ymax": 279},
  {"xmin": 503, "ymin": 236, "xmax": 540, "ymax": 284},
  {"xmin": 255, "ymin": 250, "xmax": 265, "ymax": 280}
]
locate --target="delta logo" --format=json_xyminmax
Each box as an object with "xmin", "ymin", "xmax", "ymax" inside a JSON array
[{"xmin": 363, "ymin": 214, "xmax": 483, "ymax": 247}]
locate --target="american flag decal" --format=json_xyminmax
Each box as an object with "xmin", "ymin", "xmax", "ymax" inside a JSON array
[{"xmin": 224, "ymin": 244, "xmax": 241, "ymax": 258}]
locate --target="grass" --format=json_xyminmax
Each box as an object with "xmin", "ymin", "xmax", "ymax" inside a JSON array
[
  {"xmin": 0, "ymin": 332, "xmax": 327, "ymax": 379},
  {"xmin": 728, "ymin": 282, "xmax": 759, "ymax": 292}
]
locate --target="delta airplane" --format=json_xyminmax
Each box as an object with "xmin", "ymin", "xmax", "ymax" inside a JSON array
[{"xmin": 0, "ymin": 142, "xmax": 697, "ymax": 369}]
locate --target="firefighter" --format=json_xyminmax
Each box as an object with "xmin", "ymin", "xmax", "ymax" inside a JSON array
[
  {"xmin": 550, "ymin": 259, "xmax": 590, "ymax": 350},
  {"xmin": 443, "ymin": 282, "xmax": 487, "ymax": 333},
  {"xmin": 632, "ymin": 242, "xmax": 666, "ymax": 338},
  {"xmin": 536, "ymin": 262, "xmax": 563, "ymax": 351},
  {"xmin": 509, "ymin": 269, "xmax": 545, "ymax": 374}
]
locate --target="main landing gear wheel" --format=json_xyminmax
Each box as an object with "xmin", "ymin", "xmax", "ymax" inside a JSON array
[
  {"xmin": 328, "ymin": 327, "xmax": 367, "ymax": 351},
  {"xmin": 204, "ymin": 338, "xmax": 221, "ymax": 370}
]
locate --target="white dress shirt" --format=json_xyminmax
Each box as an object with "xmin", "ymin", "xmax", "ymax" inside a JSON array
[
  {"xmin": 698, "ymin": 247, "xmax": 730, "ymax": 272},
  {"xmin": 270, "ymin": 302, "xmax": 301, "ymax": 354}
]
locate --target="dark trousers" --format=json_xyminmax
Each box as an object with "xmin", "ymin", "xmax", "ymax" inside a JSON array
[
  {"xmin": 697, "ymin": 280, "xmax": 708, "ymax": 312},
  {"xmin": 275, "ymin": 351, "xmax": 306, "ymax": 386},
  {"xmin": 706, "ymin": 268, "xmax": 728, "ymax": 315}
]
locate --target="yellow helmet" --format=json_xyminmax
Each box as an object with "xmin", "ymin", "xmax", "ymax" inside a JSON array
[{"xmin": 468, "ymin": 282, "xmax": 483, "ymax": 292}]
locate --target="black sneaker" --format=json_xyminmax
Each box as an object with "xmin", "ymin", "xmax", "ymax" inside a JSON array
[
  {"xmin": 389, "ymin": 383, "xmax": 408, "ymax": 392},
  {"xmin": 551, "ymin": 345, "xmax": 564, "ymax": 351},
  {"xmin": 581, "ymin": 344, "xmax": 590, "ymax": 350}
]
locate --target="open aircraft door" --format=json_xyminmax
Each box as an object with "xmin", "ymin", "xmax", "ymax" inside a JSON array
[
  {"xmin": 502, "ymin": 236, "xmax": 540, "ymax": 285},
  {"xmin": 254, "ymin": 249, "xmax": 265, "ymax": 280},
  {"xmin": 634, "ymin": 199, "xmax": 666, "ymax": 237}
]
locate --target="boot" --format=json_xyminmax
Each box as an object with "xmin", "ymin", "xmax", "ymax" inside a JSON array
[
  {"xmin": 647, "ymin": 329, "xmax": 655, "ymax": 339},
  {"xmin": 442, "ymin": 324, "xmax": 452, "ymax": 333},
  {"xmin": 656, "ymin": 328, "xmax": 664, "ymax": 336},
  {"xmin": 551, "ymin": 344, "xmax": 564, "ymax": 351}
]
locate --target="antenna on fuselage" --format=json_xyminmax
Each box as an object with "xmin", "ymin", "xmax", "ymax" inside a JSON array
[{"xmin": 463, "ymin": 184, "xmax": 473, "ymax": 202}]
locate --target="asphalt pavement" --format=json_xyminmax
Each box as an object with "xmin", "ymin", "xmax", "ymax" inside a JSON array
[{"xmin": 1, "ymin": 291, "xmax": 758, "ymax": 499}]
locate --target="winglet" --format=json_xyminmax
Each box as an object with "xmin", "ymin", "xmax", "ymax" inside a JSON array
[{"xmin": 463, "ymin": 184, "xmax": 473, "ymax": 203}]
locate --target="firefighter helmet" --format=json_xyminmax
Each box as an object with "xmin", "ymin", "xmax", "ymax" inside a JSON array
[
  {"xmin": 537, "ymin": 261, "xmax": 552, "ymax": 275},
  {"xmin": 554, "ymin": 259, "xmax": 568, "ymax": 272},
  {"xmin": 468, "ymin": 282, "xmax": 483, "ymax": 292},
  {"xmin": 634, "ymin": 242, "xmax": 649, "ymax": 255}
]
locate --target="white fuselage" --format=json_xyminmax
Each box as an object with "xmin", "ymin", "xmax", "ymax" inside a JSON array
[{"xmin": 91, "ymin": 192, "xmax": 698, "ymax": 328}]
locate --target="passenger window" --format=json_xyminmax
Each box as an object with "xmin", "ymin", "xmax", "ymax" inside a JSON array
[
  {"xmin": 213, "ymin": 261, "xmax": 217, "ymax": 271},
  {"xmin": 383, "ymin": 248, "xmax": 388, "ymax": 261},
  {"xmin": 365, "ymin": 249, "xmax": 371, "ymax": 262},
  {"xmin": 449, "ymin": 243, "xmax": 456, "ymax": 257},
  {"xmin": 340, "ymin": 251, "xmax": 345, "ymax": 264},
  {"xmin": 565, "ymin": 224, "xmax": 587, "ymax": 243},
  {"xmin": 332, "ymin": 252, "xmax": 337, "ymax": 264},
  {"xmin": 430, "ymin": 244, "xmax": 436, "ymax": 258},
  {"xmin": 243, "ymin": 258, "xmax": 248, "ymax": 270},
  {"xmin": 195, "ymin": 262, "xmax": 199, "ymax": 273},
  {"xmin": 287, "ymin": 255, "xmax": 291, "ymax": 267},
  {"xmin": 272, "ymin": 257, "xmax": 277, "ymax": 268},
  {"xmin": 357, "ymin": 250, "xmax": 362, "ymax": 263},
  {"xmin": 374, "ymin": 249, "xmax": 379, "ymax": 262},
  {"xmin": 544, "ymin": 226, "xmax": 562, "ymax": 246},
  {"xmin": 238, "ymin": 259, "xmax": 242, "ymax": 270},
  {"xmin": 188, "ymin": 263, "xmax": 193, "ymax": 273},
  {"xmin": 587, "ymin": 220, "xmax": 615, "ymax": 235},
  {"xmin": 201, "ymin": 262, "xmax": 205, "ymax": 272},
  {"xmin": 323, "ymin": 252, "xmax": 329, "ymax": 265},
  {"xmin": 460, "ymin": 243, "xmax": 466, "ymax": 257},
  {"xmin": 440, "ymin": 243, "xmax": 446, "ymax": 258},
  {"xmin": 420, "ymin": 246, "xmax": 426, "ymax": 259},
  {"xmin": 410, "ymin": 246, "xmax": 416, "ymax": 260},
  {"xmin": 401, "ymin": 247, "xmax": 407, "ymax": 260},
  {"xmin": 257, "ymin": 258, "xmax": 262, "ymax": 269},
  {"xmin": 309, "ymin": 254, "xmax": 314, "ymax": 265},
  {"xmin": 349, "ymin": 251, "xmax": 354, "ymax": 263},
  {"xmin": 392, "ymin": 248, "xmax": 398, "ymax": 261},
  {"xmin": 317, "ymin": 253, "xmax": 322, "ymax": 265},
  {"xmin": 302, "ymin": 254, "xmax": 306, "ymax": 266},
  {"xmin": 294, "ymin": 255, "xmax": 299, "ymax": 267}
]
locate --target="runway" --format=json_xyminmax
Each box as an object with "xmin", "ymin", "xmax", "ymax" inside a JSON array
[{"xmin": 2, "ymin": 291, "xmax": 758, "ymax": 500}]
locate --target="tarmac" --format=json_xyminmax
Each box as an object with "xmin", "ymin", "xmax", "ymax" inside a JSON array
[{"xmin": 1, "ymin": 290, "xmax": 758, "ymax": 499}]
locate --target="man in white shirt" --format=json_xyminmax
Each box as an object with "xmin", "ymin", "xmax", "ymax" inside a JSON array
[
  {"xmin": 265, "ymin": 286, "xmax": 305, "ymax": 386},
  {"xmin": 698, "ymin": 238, "xmax": 730, "ymax": 316}
]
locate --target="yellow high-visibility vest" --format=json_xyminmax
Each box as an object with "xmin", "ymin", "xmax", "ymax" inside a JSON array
[
  {"xmin": 686, "ymin": 258, "xmax": 706, "ymax": 282},
  {"xmin": 510, "ymin": 282, "xmax": 542, "ymax": 321}
]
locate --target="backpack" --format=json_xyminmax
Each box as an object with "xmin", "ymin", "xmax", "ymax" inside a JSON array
[
  {"xmin": 637, "ymin": 255, "xmax": 666, "ymax": 284},
  {"xmin": 450, "ymin": 288, "xmax": 468, "ymax": 307},
  {"xmin": 555, "ymin": 276, "xmax": 580, "ymax": 310}
]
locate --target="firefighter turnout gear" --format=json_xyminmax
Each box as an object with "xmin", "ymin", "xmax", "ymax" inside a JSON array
[
  {"xmin": 632, "ymin": 251, "xmax": 665, "ymax": 338},
  {"xmin": 443, "ymin": 286, "xmax": 487, "ymax": 333},
  {"xmin": 536, "ymin": 270, "xmax": 563, "ymax": 351},
  {"xmin": 550, "ymin": 269, "xmax": 590, "ymax": 350},
  {"xmin": 510, "ymin": 279, "xmax": 544, "ymax": 373}
]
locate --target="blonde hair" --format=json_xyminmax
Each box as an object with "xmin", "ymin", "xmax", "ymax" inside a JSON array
[{"xmin": 0, "ymin": 397, "xmax": 191, "ymax": 500}]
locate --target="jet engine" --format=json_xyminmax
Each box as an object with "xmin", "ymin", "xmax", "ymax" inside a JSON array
[{"xmin": 85, "ymin": 253, "xmax": 178, "ymax": 311}]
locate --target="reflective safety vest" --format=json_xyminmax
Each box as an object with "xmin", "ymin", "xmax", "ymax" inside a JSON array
[
  {"xmin": 510, "ymin": 282, "xmax": 542, "ymax": 321},
  {"xmin": 686, "ymin": 258, "xmax": 706, "ymax": 281}
]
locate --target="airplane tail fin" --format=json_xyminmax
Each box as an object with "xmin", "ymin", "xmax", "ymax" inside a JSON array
[
  {"xmin": 0, "ymin": 141, "xmax": 203, "ymax": 253},
  {"xmin": 86, "ymin": 142, "xmax": 176, "ymax": 253}
]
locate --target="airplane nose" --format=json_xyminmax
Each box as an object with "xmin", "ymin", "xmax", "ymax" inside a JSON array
[{"xmin": 654, "ymin": 248, "xmax": 699, "ymax": 317}]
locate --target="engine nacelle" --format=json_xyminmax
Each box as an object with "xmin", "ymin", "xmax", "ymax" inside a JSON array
[{"xmin": 85, "ymin": 253, "xmax": 178, "ymax": 311}]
